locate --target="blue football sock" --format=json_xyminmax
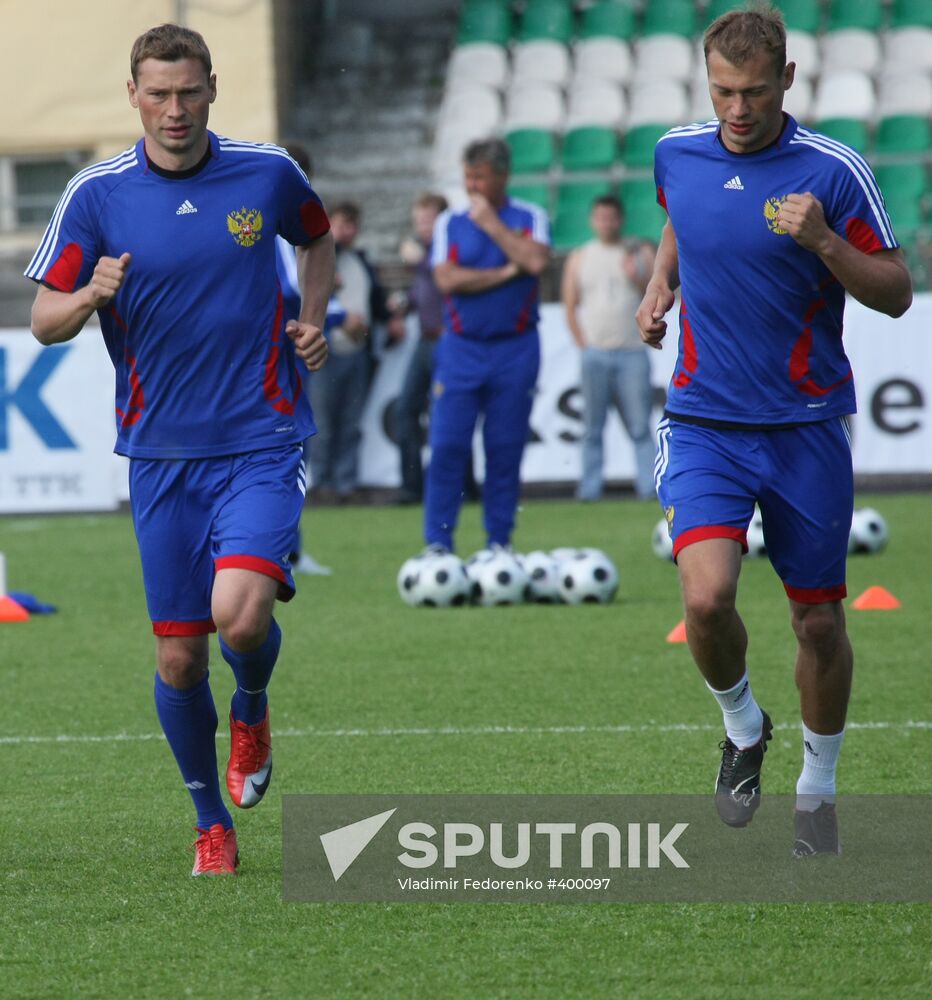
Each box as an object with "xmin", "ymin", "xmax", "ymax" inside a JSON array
[
  {"xmin": 154, "ymin": 672, "xmax": 232, "ymax": 831},
  {"xmin": 220, "ymin": 618, "xmax": 281, "ymax": 726}
]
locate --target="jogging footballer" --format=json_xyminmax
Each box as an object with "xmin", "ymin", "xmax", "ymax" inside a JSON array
[
  {"xmin": 26, "ymin": 24, "xmax": 335, "ymax": 875},
  {"xmin": 636, "ymin": 3, "xmax": 912, "ymax": 855}
]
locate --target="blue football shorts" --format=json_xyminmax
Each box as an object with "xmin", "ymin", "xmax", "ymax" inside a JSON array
[
  {"xmin": 654, "ymin": 416, "xmax": 853, "ymax": 604},
  {"xmin": 129, "ymin": 445, "xmax": 306, "ymax": 636}
]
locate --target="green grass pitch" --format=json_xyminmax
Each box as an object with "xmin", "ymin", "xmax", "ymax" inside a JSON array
[{"xmin": 1, "ymin": 494, "xmax": 929, "ymax": 997}]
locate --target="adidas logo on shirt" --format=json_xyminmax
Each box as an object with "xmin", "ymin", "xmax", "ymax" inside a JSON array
[
  {"xmin": 723, "ymin": 176, "xmax": 744, "ymax": 191},
  {"xmin": 176, "ymin": 199, "xmax": 198, "ymax": 215}
]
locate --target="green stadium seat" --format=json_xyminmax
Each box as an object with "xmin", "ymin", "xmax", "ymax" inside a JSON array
[
  {"xmin": 506, "ymin": 129, "xmax": 557, "ymax": 174},
  {"xmin": 507, "ymin": 183, "xmax": 552, "ymax": 213},
  {"xmin": 884, "ymin": 191, "xmax": 923, "ymax": 241},
  {"xmin": 556, "ymin": 180, "xmax": 614, "ymax": 217},
  {"xmin": 551, "ymin": 212, "xmax": 595, "ymax": 252},
  {"xmin": 774, "ymin": 0, "xmax": 821, "ymax": 33},
  {"xmin": 873, "ymin": 163, "xmax": 928, "ymax": 202},
  {"xmin": 704, "ymin": 0, "xmax": 744, "ymax": 28},
  {"xmin": 518, "ymin": 0, "xmax": 574, "ymax": 43},
  {"xmin": 875, "ymin": 115, "xmax": 932, "ymax": 155},
  {"xmin": 579, "ymin": 1, "xmax": 637, "ymax": 40},
  {"xmin": 561, "ymin": 127, "xmax": 619, "ymax": 172},
  {"xmin": 620, "ymin": 177, "xmax": 659, "ymax": 210},
  {"xmin": 458, "ymin": 1, "xmax": 511, "ymax": 46},
  {"xmin": 621, "ymin": 124, "xmax": 670, "ymax": 168},
  {"xmin": 814, "ymin": 117, "xmax": 871, "ymax": 153},
  {"xmin": 623, "ymin": 198, "xmax": 668, "ymax": 244},
  {"xmin": 641, "ymin": 0, "xmax": 697, "ymax": 38},
  {"xmin": 828, "ymin": 0, "xmax": 883, "ymax": 31},
  {"xmin": 892, "ymin": 0, "xmax": 932, "ymax": 29}
]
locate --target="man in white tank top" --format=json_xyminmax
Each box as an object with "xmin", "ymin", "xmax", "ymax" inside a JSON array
[{"xmin": 561, "ymin": 195, "xmax": 657, "ymax": 500}]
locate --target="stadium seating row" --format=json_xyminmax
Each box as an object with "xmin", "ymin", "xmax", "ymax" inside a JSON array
[{"xmin": 458, "ymin": 0, "xmax": 932, "ymax": 46}]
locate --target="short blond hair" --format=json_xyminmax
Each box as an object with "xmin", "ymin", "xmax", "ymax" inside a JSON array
[{"xmin": 704, "ymin": 2, "xmax": 786, "ymax": 75}]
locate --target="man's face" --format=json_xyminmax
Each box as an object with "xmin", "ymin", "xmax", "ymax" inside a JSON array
[
  {"xmin": 590, "ymin": 204, "xmax": 622, "ymax": 243},
  {"xmin": 413, "ymin": 205, "xmax": 440, "ymax": 244},
  {"xmin": 706, "ymin": 48, "xmax": 794, "ymax": 154},
  {"xmin": 330, "ymin": 213, "xmax": 359, "ymax": 248},
  {"xmin": 464, "ymin": 161, "xmax": 508, "ymax": 205},
  {"xmin": 128, "ymin": 58, "xmax": 216, "ymax": 168}
]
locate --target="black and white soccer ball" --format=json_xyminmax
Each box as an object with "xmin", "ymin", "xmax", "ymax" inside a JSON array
[
  {"xmin": 558, "ymin": 549, "xmax": 619, "ymax": 604},
  {"xmin": 396, "ymin": 555, "xmax": 427, "ymax": 607},
  {"xmin": 520, "ymin": 550, "xmax": 563, "ymax": 603},
  {"xmin": 473, "ymin": 550, "xmax": 529, "ymax": 606},
  {"xmin": 651, "ymin": 518, "xmax": 675, "ymax": 561},
  {"xmin": 417, "ymin": 553, "xmax": 473, "ymax": 607},
  {"xmin": 849, "ymin": 507, "xmax": 888, "ymax": 554},
  {"xmin": 745, "ymin": 507, "xmax": 767, "ymax": 558},
  {"xmin": 464, "ymin": 548, "xmax": 496, "ymax": 585}
]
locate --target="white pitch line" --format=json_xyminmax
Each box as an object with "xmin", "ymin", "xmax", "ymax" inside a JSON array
[{"xmin": 0, "ymin": 720, "xmax": 928, "ymax": 747}]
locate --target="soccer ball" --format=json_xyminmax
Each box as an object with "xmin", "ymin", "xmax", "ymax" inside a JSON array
[
  {"xmin": 418, "ymin": 553, "xmax": 473, "ymax": 607},
  {"xmin": 473, "ymin": 550, "xmax": 529, "ymax": 606},
  {"xmin": 396, "ymin": 555, "xmax": 427, "ymax": 606},
  {"xmin": 521, "ymin": 550, "xmax": 563, "ymax": 603},
  {"xmin": 464, "ymin": 548, "xmax": 496, "ymax": 584},
  {"xmin": 651, "ymin": 518, "xmax": 674, "ymax": 561},
  {"xmin": 558, "ymin": 549, "xmax": 619, "ymax": 604},
  {"xmin": 745, "ymin": 508, "xmax": 767, "ymax": 558},
  {"xmin": 550, "ymin": 546, "xmax": 584, "ymax": 565},
  {"xmin": 849, "ymin": 507, "xmax": 888, "ymax": 554}
]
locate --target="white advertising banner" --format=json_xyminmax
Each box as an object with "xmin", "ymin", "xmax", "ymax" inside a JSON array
[
  {"xmin": 359, "ymin": 296, "xmax": 932, "ymax": 487},
  {"xmin": 1, "ymin": 294, "xmax": 930, "ymax": 512},
  {"xmin": 0, "ymin": 329, "xmax": 118, "ymax": 513}
]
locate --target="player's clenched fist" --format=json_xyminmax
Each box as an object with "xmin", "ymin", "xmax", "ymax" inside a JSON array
[
  {"xmin": 636, "ymin": 282, "xmax": 675, "ymax": 350},
  {"xmin": 775, "ymin": 193, "xmax": 832, "ymax": 254},
  {"xmin": 286, "ymin": 320, "xmax": 328, "ymax": 371},
  {"xmin": 88, "ymin": 252, "xmax": 131, "ymax": 308}
]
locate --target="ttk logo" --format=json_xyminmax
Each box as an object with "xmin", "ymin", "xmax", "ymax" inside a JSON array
[
  {"xmin": 319, "ymin": 808, "xmax": 689, "ymax": 881},
  {"xmin": 0, "ymin": 346, "xmax": 76, "ymax": 449}
]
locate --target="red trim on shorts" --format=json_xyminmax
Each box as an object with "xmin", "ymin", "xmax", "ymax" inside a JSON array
[
  {"xmin": 673, "ymin": 525, "xmax": 748, "ymax": 559},
  {"xmin": 784, "ymin": 582, "xmax": 847, "ymax": 604},
  {"xmin": 215, "ymin": 555, "xmax": 289, "ymax": 585},
  {"xmin": 152, "ymin": 619, "xmax": 217, "ymax": 637}
]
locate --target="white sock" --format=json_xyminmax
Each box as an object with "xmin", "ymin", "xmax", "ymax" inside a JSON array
[
  {"xmin": 796, "ymin": 724, "xmax": 845, "ymax": 811},
  {"xmin": 706, "ymin": 671, "xmax": 764, "ymax": 749}
]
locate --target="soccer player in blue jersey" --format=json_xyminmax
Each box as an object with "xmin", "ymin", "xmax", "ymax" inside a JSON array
[
  {"xmin": 426, "ymin": 138, "xmax": 550, "ymax": 553},
  {"xmin": 25, "ymin": 24, "xmax": 336, "ymax": 875},
  {"xmin": 636, "ymin": 4, "xmax": 912, "ymax": 855}
]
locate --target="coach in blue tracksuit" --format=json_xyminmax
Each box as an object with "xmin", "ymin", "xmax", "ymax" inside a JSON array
[{"xmin": 425, "ymin": 138, "xmax": 551, "ymax": 553}]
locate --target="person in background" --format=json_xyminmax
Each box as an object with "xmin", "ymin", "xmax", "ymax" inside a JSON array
[{"xmin": 561, "ymin": 194, "xmax": 657, "ymax": 501}]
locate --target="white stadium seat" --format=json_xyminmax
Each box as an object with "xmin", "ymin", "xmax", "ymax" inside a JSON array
[
  {"xmin": 820, "ymin": 29, "xmax": 881, "ymax": 75},
  {"xmin": 436, "ymin": 84, "xmax": 501, "ymax": 134},
  {"xmin": 511, "ymin": 40, "xmax": 571, "ymax": 88},
  {"xmin": 505, "ymin": 82, "xmax": 565, "ymax": 131},
  {"xmin": 882, "ymin": 27, "xmax": 932, "ymax": 74},
  {"xmin": 633, "ymin": 34, "xmax": 693, "ymax": 83},
  {"xmin": 812, "ymin": 71, "xmax": 875, "ymax": 121},
  {"xmin": 877, "ymin": 72, "xmax": 932, "ymax": 117},
  {"xmin": 565, "ymin": 79, "xmax": 627, "ymax": 129},
  {"xmin": 447, "ymin": 43, "xmax": 509, "ymax": 91},
  {"xmin": 786, "ymin": 30, "xmax": 819, "ymax": 79},
  {"xmin": 628, "ymin": 81, "xmax": 689, "ymax": 127},
  {"xmin": 782, "ymin": 76, "xmax": 814, "ymax": 122},
  {"xmin": 573, "ymin": 37, "xmax": 633, "ymax": 85}
]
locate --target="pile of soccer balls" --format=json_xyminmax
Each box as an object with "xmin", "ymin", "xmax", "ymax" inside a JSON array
[
  {"xmin": 397, "ymin": 547, "xmax": 619, "ymax": 608},
  {"xmin": 651, "ymin": 506, "xmax": 889, "ymax": 561}
]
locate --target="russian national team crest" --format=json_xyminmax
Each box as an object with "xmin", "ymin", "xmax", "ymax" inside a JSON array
[
  {"xmin": 763, "ymin": 197, "xmax": 788, "ymax": 235},
  {"xmin": 227, "ymin": 207, "xmax": 263, "ymax": 247}
]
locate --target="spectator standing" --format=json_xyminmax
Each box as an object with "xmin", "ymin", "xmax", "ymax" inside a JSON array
[{"xmin": 561, "ymin": 195, "xmax": 657, "ymax": 500}]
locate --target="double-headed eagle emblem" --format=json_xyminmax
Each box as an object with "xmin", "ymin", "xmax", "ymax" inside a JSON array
[
  {"xmin": 763, "ymin": 197, "xmax": 788, "ymax": 235},
  {"xmin": 227, "ymin": 207, "xmax": 263, "ymax": 247}
]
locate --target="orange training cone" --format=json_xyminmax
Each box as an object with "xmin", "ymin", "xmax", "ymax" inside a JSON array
[
  {"xmin": 0, "ymin": 553, "xmax": 29, "ymax": 622},
  {"xmin": 666, "ymin": 619, "xmax": 688, "ymax": 643},
  {"xmin": 0, "ymin": 595, "xmax": 28, "ymax": 622},
  {"xmin": 851, "ymin": 586, "xmax": 901, "ymax": 611}
]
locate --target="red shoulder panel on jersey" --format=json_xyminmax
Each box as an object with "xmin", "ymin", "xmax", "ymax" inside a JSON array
[
  {"xmin": 845, "ymin": 217, "xmax": 883, "ymax": 255},
  {"xmin": 300, "ymin": 199, "xmax": 331, "ymax": 241},
  {"xmin": 44, "ymin": 242, "xmax": 84, "ymax": 293}
]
